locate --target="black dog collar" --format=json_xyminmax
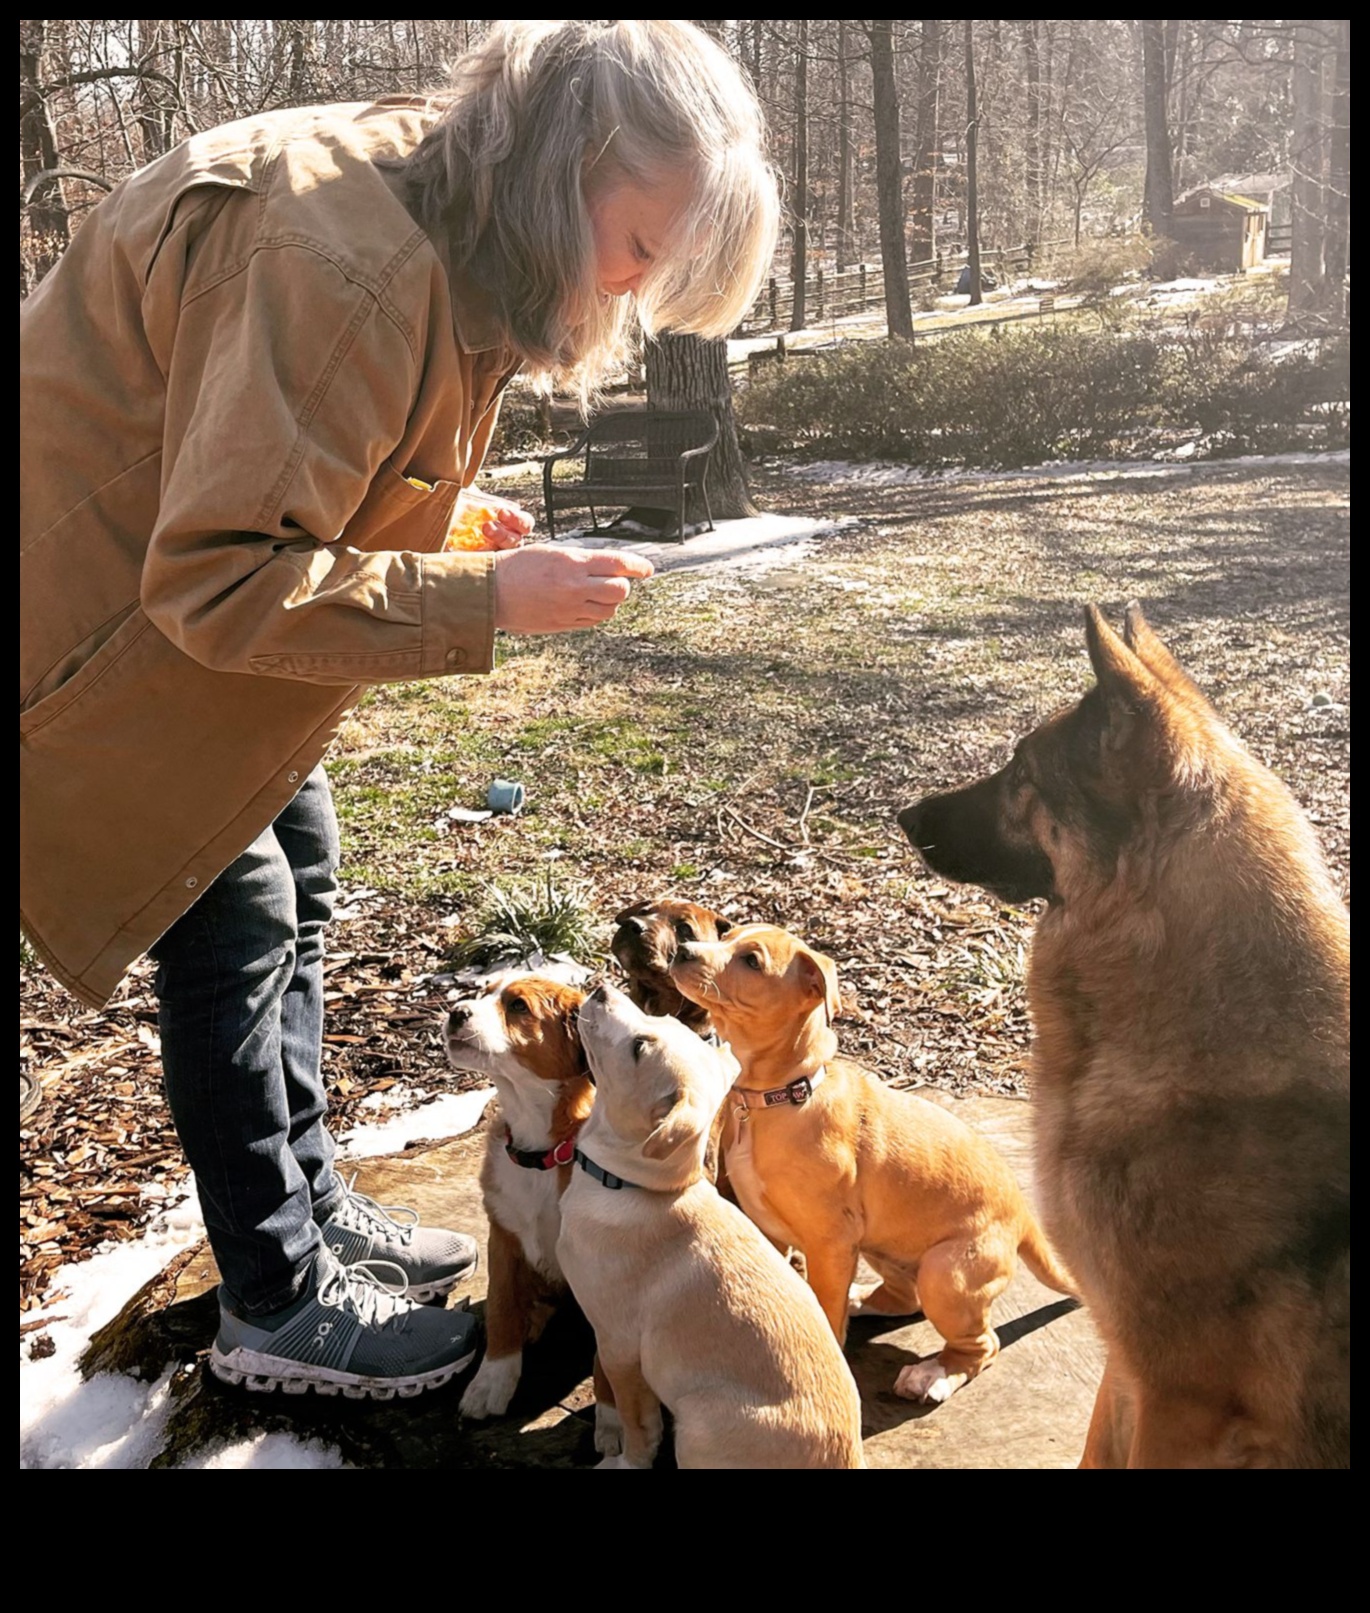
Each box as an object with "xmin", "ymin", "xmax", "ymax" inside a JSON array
[{"xmin": 573, "ymin": 1147, "xmax": 639, "ymax": 1192}]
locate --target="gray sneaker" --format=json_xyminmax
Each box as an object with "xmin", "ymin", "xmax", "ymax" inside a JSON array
[
  {"xmin": 317, "ymin": 1173, "xmax": 479, "ymax": 1302},
  {"xmin": 210, "ymin": 1247, "xmax": 479, "ymax": 1401}
]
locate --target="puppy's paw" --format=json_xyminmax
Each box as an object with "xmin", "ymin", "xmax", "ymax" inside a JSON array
[
  {"xmin": 594, "ymin": 1401, "xmax": 624, "ymax": 1457},
  {"xmin": 460, "ymin": 1353, "xmax": 521, "ymax": 1419},
  {"xmin": 893, "ymin": 1359, "xmax": 966, "ymax": 1405},
  {"xmin": 595, "ymin": 1452, "xmax": 650, "ymax": 1470}
]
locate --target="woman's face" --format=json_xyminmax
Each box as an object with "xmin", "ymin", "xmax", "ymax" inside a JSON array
[{"xmin": 587, "ymin": 177, "xmax": 683, "ymax": 299}]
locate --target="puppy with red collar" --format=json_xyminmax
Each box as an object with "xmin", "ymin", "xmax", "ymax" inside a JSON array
[{"xmin": 446, "ymin": 975, "xmax": 617, "ymax": 1444}]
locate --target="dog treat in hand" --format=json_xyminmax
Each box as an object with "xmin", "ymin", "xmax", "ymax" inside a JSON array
[{"xmin": 445, "ymin": 501, "xmax": 503, "ymax": 551}]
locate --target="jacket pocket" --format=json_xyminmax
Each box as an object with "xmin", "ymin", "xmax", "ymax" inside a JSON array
[
  {"xmin": 342, "ymin": 457, "xmax": 461, "ymax": 554},
  {"xmin": 20, "ymin": 609, "xmax": 153, "ymax": 737}
]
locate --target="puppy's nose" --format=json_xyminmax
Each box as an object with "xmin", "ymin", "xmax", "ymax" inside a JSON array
[
  {"xmin": 446, "ymin": 1004, "xmax": 471, "ymax": 1030},
  {"xmin": 588, "ymin": 982, "xmax": 609, "ymax": 1004},
  {"xmin": 621, "ymin": 915, "xmax": 646, "ymax": 935},
  {"xmin": 675, "ymin": 941, "xmax": 701, "ymax": 962}
]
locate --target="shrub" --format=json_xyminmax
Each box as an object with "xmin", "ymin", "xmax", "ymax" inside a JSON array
[
  {"xmin": 739, "ymin": 325, "xmax": 1167, "ymax": 468},
  {"xmin": 445, "ymin": 867, "xmax": 599, "ymax": 971},
  {"xmin": 736, "ymin": 320, "xmax": 1350, "ymax": 468},
  {"xmin": 1161, "ymin": 331, "xmax": 1350, "ymax": 454},
  {"xmin": 1060, "ymin": 232, "xmax": 1153, "ymax": 298}
]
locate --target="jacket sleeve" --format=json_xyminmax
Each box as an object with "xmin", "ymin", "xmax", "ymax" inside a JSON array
[{"xmin": 139, "ymin": 240, "xmax": 496, "ymax": 684}]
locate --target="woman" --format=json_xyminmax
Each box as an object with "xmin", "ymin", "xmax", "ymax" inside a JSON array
[{"xmin": 20, "ymin": 20, "xmax": 780, "ymax": 1401}]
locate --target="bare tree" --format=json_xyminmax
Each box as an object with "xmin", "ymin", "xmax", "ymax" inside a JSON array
[
  {"xmin": 1142, "ymin": 20, "xmax": 1174, "ymax": 239},
  {"xmin": 1022, "ymin": 21, "xmax": 1043, "ymax": 244},
  {"xmin": 964, "ymin": 20, "xmax": 984, "ymax": 306},
  {"xmin": 834, "ymin": 19, "xmax": 856, "ymax": 271},
  {"xmin": 1323, "ymin": 18, "xmax": 1349, "ymax": 322},
  {"xmin": 643, "ymin": 18, "xmax": 757, "ymax": 522},
  {"xmin": 908, "ymin": 20, "xmax": 943, "ymax": 267},
  {"xmin": 788, "ymin": 18, "xmax": 810, "ymax": 331},
  {"xmin": 868, "ymin": 19, "xmax": 914, "ymax": 340}
]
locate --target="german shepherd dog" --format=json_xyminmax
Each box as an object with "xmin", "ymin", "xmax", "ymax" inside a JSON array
[{"xmin": 898, "ymin": 604, "xmax": 1350, "ymax": 1468}]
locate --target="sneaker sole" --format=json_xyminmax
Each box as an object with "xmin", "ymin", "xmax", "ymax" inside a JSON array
[{"xmin": 209, "ymin": 1344, "xmax": 477, "ymax": 1402}]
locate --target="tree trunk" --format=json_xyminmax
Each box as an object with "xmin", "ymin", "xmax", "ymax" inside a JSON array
[
  {"xmin": 1322, "ymin": 18, "xmax": 1349, "ymax": 323},
  {"xmin": 836, "ymin": 20, "xmax": 855, "ymax": 272},
  {"xmin": 870, "ymin": 19, "xmax": 915, "ymax": 341},
  {"xmin": 644, "ymin": 334, "xmax": 757, "ymax": 522},
  {"xmin": 909, "ymin": 20, "xmax": 943, "ymax": 267},
  {"xmin": 788, "ymin": 18, "xmax": 810, "ymax": 331},
  {"xmin": 964, "ymin": 20, "xmax": 984, "ymax": 306},
  {"xmin": 1023, "ymin": 21, "xmax": 1042, "ymax": 244},
  {"xmin": 1141, "ymin": 20, "xmax": 1174, "ymax": 239},
  {"xmin": 20, "ymin": 19, "xmax": 69, "ymax": 296},
  {"xmin": 1288, "ymin": 21, "xmax": 1331, "ymax": 322},
  {"xmin": 137, "ymin": 19, "xmax": 174, "ymax": 162}
]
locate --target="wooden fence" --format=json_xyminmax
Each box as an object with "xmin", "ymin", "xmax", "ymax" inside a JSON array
[{"xmin": 738, "ymin": 240, "xmax": 1067, "ymax": 335}]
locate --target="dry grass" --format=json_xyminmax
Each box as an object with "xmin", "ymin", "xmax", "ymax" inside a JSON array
[{"xmin": 21, "ymin": 452, "xmax": 1349, "ymax": 1309}]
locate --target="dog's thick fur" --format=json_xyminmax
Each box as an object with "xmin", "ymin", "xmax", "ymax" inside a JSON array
[
  {"xmin": 670, "ymin": 924, "xmax": 1074, "ymax": 1404},
  {"xmin": 610, "ymin": 897, "xmax": 733, "ymax": 1031},
  {"xmin": 899, "ymin": 604, "xmax": 1350, "ymax": 1468},
  {"xmin": 445, "ymin": 976, "xmax": 617, "ymax": 1444},
  {"xmin": 557, "ymin": 983, "xmax": 865, "ymax": 1468}
]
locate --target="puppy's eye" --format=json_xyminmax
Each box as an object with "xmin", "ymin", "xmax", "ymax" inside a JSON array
[
  {"xmin": 506, "ymin": 997, "xmax": 528, "ymax": 1017},
  {"xmin": 631, "ymin": 1035, "xmax": 651, "ymax": 1060},
  {"xmin": 742, "ymin": 952, "xmax": 763, "ymax": 971},
  {"xmin": 674, "ymin": 919, "xmax": 695, "ymax": 941}
]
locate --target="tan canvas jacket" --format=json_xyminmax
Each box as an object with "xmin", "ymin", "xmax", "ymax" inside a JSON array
[{"xmin": 21, "ymin": 99, "xmax": 519, "ymax": 1008}]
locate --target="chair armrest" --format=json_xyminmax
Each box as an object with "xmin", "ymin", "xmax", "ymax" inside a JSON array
[{"xmin": 539, "ymin": 433, "xmax": 592, "ymax": 468}]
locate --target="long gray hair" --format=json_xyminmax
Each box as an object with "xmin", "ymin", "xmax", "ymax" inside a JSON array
[{"xmin": 398, "ymin": 20, "xmax": 781, "ymax": 403}]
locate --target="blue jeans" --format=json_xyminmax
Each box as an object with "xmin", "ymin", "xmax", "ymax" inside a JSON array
[{"xmin": 150, "ymin": 766, "xmax": 345, "ymax": 1314}]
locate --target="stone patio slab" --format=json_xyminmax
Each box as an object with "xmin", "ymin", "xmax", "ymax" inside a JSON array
[{"xmin": 81, "ymin": 1090, "xmax": 1102, "ymax": 1469}]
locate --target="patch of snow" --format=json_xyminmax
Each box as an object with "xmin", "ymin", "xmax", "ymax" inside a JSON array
[
  {"xmin": 338, "ymin": 1085, "xmax": 495, "ymax": 1159},
  {"xmin": 785, "ymin": 447, "xmax": 1349, "ymax": 490},
  {"xmin": 21, "ymin": 1079, "xmax": 497, "ymax": 1469}
]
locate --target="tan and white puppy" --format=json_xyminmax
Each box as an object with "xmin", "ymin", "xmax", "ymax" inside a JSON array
[
  {"xmin": 557, "ymin": 983, "xmax": 865, "ymax": 1470},
  {"xmin": 671, "ymin": 925, "xmax": 1075, "ymax": 1404},
  {"xmin": 445, "ymin": 976, "xmax": 616, "ymax": 1443}
]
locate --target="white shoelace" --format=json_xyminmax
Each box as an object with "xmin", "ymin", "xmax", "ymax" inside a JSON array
[
  {"xmin": 316, "ymin": 1256, "xmax": 414, "ymax": 1330},
  {"xmin": 333, "ymin": 1171, "xmax": 419, "ymax": 1245}
]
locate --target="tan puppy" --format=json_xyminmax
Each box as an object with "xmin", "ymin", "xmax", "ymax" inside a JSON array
[
  {"xmin": 899, "ymin": 604, "xmax": 1350, "ymax": 1467},
  {"xmin": 446, "ymin": 976, "xmax": 618, "ymax": 1448},
  {"xmin": 556, "ymin": 983, "xmax": 865, "ymax": 1469},
  {"xmin": 671, "ymin": 925, "xmax": 1074, "ymax": 1403}
]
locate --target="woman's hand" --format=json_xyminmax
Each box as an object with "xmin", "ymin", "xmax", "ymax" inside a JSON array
[
  {"xmin": 492, "ymin": 546, "xmax": 654, "ymax": 633},
  {"xmin": 452, "ymin": 488, "xmax": 536, "ymax": 551}
]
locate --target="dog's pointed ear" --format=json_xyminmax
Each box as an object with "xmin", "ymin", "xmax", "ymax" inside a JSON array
[
  {"xmin": 1121, "ymin": 602, "xmax": 1213, "ymax": 715},
  {"xmin": 613, "ymin": 899, "xmax": 652, "ymax": 927},
  {"xmin": 1085, "ymin": 605, "xmax": 1213, "ymax": 793},
  {"xmin": 1084, "ymin": 604, "xmax": 1143, "ymax": 700},
  {"xmin": 1084, "ymin": 604, "xmax": 1161, "ymax": 757},
  {"xmin": 795, "ymin": 947, "xmax": 843, "ymax": 1025}
]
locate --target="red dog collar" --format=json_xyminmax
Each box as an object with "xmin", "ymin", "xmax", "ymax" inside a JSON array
[{"xmin": 503, "ymin": 1127, "xmax": 579, "ymax": 1171}]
